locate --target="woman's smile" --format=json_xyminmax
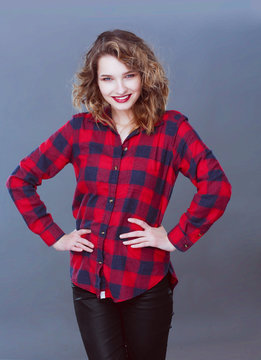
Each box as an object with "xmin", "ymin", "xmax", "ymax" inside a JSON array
[{"xmin": 112, "ymin": 94, "xmax": 132, "ymax": 103}]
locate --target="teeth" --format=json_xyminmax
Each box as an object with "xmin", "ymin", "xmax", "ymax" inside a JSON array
[{"xmin": 115, "ymin": 95, "xmax": 129, "ymax": 99}]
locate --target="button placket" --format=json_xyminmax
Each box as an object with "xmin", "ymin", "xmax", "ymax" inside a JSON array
[{"xmin": 96, "ymin": 151, "xmax": 122, "ymax": 284}]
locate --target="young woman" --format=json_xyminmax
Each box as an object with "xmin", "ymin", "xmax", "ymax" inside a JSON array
[{"xmin": 6, "ymin": 29, "xmax": 232, "ymax": 359}]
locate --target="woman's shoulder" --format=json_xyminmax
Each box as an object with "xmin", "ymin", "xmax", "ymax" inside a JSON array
[
  {"xmin": 163, "ymin": 109, "xmax": 188, "ymax": 122},
  {"xmin": 160, "ymin": 110, "xmax": 189, "ymax": 133},
  {"xmin": 69, "ymin": 111, "xmax": 95, "ymax": 130}
]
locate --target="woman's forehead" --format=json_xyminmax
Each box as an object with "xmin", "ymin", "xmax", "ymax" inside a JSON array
[{"xmin": 97, "ymin": 55, "xmax": 133, "ymax": 75}]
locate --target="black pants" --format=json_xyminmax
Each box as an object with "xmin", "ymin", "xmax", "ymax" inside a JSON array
[{"xmin": 72, "ymin": 275, "xmax": 174, "ymax": 360}]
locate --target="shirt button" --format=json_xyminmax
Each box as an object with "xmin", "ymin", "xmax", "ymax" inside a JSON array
[
  {"xmin": 98, "ymin": 261, "xmax": 103, "ymax": 265},
  {"xmin": 101, "ymin": 231, "xmax": 105, "ymax": 235},
  {"xmin": 184, "ymin": 244, "xmax": 188, "ymax": 248},
  {"xmin": 114, "ymin": 166, "xmax": 118, "ymax": 170},
  {"xmin": 124, "ymin": 147, "xmax": 128, "ymax": 151},
  {"xmin": 109, "ymin": 199, "xmax": 114, "ymax": 203}
]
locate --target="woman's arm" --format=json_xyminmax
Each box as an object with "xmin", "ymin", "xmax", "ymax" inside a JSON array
[
  {"xmin": 167, "ymin": 115, "xmax": 232, "ymax": 251},
  {"xmin": 6, "ymin": 119, "xmax": 74, "ymax": 246}
]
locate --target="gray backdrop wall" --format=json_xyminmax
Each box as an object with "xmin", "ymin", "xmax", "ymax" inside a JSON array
[{"xmin": 1, "ymin": 1, "xmax": 260, "ymax": 359}]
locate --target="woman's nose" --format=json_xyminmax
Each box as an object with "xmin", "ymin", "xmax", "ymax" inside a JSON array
[{"xmin": 115, "ymin": 80, "xmax": 127, "ymax": 94}]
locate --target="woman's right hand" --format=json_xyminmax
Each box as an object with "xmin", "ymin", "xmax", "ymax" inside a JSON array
[{"xmin": 52, "ymin": 229, "xmax": 94, "ymax": 253}]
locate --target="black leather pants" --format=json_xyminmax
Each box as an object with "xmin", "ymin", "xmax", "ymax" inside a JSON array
[{"xmin": 72, "ymin": 274, "xmax": 174, "ymax": 360}]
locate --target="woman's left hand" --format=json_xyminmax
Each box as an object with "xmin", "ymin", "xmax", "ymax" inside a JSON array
[{"xmin": 119, "ymin": 218, "xmax": 176, "ymax": 252}]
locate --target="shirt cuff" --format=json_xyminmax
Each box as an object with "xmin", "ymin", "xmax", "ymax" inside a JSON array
[
  {"xmin": 40, "ymin": 223, "xmax": 65, "ymax": 246},
  {"xmin": 167, "ymin": 224, "xmax": 203, "ymax": 252}
]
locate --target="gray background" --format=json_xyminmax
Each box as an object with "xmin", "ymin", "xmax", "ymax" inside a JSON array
[{"xmin": 1, "ymin": 1, "xmax": 260, "ymax": 359}]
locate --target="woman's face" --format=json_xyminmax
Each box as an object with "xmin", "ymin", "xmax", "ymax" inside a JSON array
[{"xmin": 97, "ymin": 55, "xmax": 142, "ymax": 115}]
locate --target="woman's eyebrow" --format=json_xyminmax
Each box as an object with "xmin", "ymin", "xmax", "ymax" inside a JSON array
[
  {"xmin": 123, "ymin": 70, "xmax": 136, "ymax": 74},
  {"xmin": 99, "ymin": 70, "xmax": 136, "ymax": 77}
]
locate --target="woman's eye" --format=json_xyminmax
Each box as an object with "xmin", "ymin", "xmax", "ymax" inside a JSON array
[
  {"xmin": 125, "ymin": 73, "xmax": 135, "ymax": 78},
  {"xmin": 101, "ymin": 77, "xmax": 112, "ymax": 81}
]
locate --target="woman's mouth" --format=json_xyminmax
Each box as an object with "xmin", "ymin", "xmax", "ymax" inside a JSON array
[{"xmin": 112, "ymin": 94, "xmax": 131, "ymax": 103}]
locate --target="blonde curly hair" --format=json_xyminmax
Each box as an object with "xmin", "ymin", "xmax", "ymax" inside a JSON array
[{"xmin": 72, "ymin": 29, "xmax": 169, "ymax": 135}]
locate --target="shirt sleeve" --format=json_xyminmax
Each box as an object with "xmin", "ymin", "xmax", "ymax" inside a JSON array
[
  {"xmin": 6, "ymin": 119, "xmax": 74, "ymax": 246},
  {"xmin": 167, "ymin": 115, "xmax": 232, "ymax": 252}
]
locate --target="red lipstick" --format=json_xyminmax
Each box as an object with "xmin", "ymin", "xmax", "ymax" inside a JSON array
[{"xmin": 112, "ymin": 94, "xmax": 131, "ymax": 103}]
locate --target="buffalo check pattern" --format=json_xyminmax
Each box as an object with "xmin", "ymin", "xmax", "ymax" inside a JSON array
[{"xmin": 6, "ymin": 110, "xmax": 232, "ymax": 302}]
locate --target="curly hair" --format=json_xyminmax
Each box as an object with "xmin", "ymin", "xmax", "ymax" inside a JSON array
[{"xmin": 72, "ymin": 29, "xmax": 169, "ymax": 135}]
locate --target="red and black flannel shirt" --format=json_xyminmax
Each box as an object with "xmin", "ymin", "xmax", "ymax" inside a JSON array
[{"xmin": 6, "ymin": 110, "xmax": 232, "ymax": 302}]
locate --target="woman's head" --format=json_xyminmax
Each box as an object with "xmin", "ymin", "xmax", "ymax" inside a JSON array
[
  {"xmin": 97, "ymin": 54, "xmax": 142, "ymax": 118},
  {"xmin": 73, "ymin": 29, "xmax": 169, "ymax": 134}
]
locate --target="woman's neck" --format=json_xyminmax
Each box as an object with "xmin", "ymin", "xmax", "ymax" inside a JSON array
[{"xmin": 111, "ymin": 108, "xmax": 135, "ymax": 127}]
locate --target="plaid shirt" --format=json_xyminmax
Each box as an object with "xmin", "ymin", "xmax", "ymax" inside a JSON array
[{"xmin": 6, "ymin": 110, "xmax": 231, "ymax": 302}]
